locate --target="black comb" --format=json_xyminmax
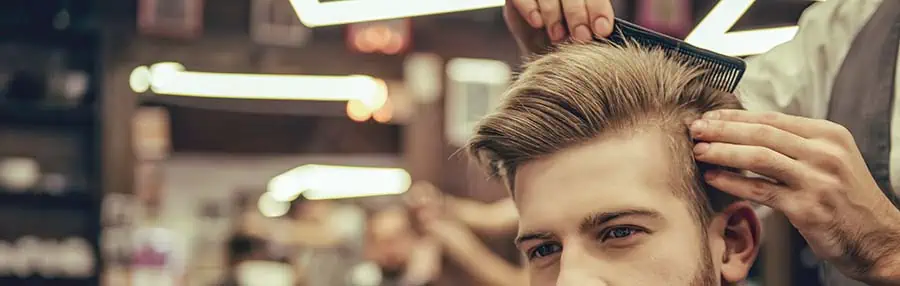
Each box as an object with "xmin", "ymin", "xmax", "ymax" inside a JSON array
[{"xmin": 607, "ymin": 19, "xmax": 746, "ymax": 93}]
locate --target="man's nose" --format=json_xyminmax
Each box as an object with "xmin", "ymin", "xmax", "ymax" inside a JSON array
[{"xmin": 555, "ymin": 247, "xmax": 608, "ymax": 286}]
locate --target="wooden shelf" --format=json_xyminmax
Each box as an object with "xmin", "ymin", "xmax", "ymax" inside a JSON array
[{"xmin": 0, "ymin": 104, "xmax": 95, "ymax": 126}]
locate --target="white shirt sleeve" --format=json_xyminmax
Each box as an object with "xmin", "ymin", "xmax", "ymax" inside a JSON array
[{"xmin": 736, "ymin": 0, "xmax": 883, "ymax": 119}]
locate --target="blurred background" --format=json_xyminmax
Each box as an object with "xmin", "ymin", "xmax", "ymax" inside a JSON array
[{"xmin": 0, "ymin": 0, "xmax": 825, "ymax": 285}]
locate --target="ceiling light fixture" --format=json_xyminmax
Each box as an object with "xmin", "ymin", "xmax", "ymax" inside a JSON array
[
  {"xmin": 267, "ymin": 164, "xmax": 412, "ymax": 201},
  {"xmin": 290, "ymin": 0, "xmax": 504, "ymax": 27},
  {"xmin": 685, "ymin": 0, "xmax": 826, "ymax": 56},
  {"xmin": 129, "ymin": 62, "xmax": 388, "ymax": 110}
]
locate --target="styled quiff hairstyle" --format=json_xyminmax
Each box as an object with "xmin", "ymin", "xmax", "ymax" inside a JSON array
[{"xmin": 467, "ymin": 42, "xmax": 742, "ymax": 222}]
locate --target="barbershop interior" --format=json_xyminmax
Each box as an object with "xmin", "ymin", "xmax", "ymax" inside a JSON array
[{"xmin": 2, "ymin": 0, "xmax": 897, "ymax": 286}]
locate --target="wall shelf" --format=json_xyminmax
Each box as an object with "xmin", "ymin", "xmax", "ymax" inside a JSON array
[
  {"xmin": 0, "ymin": 191, "xmax": 96, "ymax": 209},
  {"xmin": 0, "ymin": 104, "xmax": 95, "ymax": 126}
]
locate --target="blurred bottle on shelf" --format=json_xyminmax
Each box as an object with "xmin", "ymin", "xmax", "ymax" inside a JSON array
[
  {"xmin": 0, "ymin": 48, "xmax": 90, "ymax": 108},
  {"xmin": 0, "ymin": 236, "xmax": 95, "ymax": 279},
  {"xmin": 0, "ymin": 157, "xmax": 41, "ymax": 192}
]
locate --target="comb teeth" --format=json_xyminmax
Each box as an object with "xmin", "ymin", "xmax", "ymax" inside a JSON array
[{"xmin": 607, "ymin": 19, "xmax": 746, "ymax": 93}]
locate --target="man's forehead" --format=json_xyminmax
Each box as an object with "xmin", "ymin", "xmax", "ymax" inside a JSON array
[
  {"xmin": 512, "ymin": 130, "xmax": 686, "ymax": 227},
  {"xmin": 513, "ymin": 131, "xmax": 675, "ymax": 194}
]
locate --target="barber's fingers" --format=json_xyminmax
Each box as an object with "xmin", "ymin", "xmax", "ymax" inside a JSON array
[
  {"xmin": 703, "ymin": 170, "xmax": 799, "ymax": 215},
  {"xmin": 690, "ymin": 119, "xmax": 810, "ymax": 159},
  {"xmin": 585, "ymin": 0, "xmax": 614, "ymax": 37},
  {"xmin": 561, "ymin": 0, "xmax": 590, "ymax": 41},
  {"xmin": 537, "ymin": 0, "xmax": 566, "ymax": 41},
  {"xmin": 509, "ymin": 0, "xmax": 543, "ymax": 28},
  {"xmin": 693, "ymin": 142, "xmax": 806, "ymax": 187},
  {"xmin": 703, "ymin": 110, "xmax": 839, "ymax": 141}
]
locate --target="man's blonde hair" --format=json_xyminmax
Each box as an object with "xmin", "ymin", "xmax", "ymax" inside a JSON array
[{"xmin": 466, "ymin": 42, "xmax": 742, "ymax": 221}]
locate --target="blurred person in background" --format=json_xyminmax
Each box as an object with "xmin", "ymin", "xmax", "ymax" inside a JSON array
[
  {"xmin": 219, "ymin": 234, "xmax": 298, "ymax": 286},
  {"xmin": 288, "ymin": 199, "xmax": 366, "ymax": 286},
  {"xmin": 222, "ymin": 193, "xmax": 298, "ymax": 286},
  {"xmin": 228, "ymin": 194, "xmax": 363, "ymax": 286},
  {"xmin": 364, "ymin": 205, "xmax": 442, "ymax": 286},
  {"xmin": 405, "ymin": 183, "xmax": 527, "ymax": 286},
  {"xmin": 364, "ymin": 185, "xmax": 524, "ymax": 286},
  {"xmin": 498, "ymin": 0, "xmax": 900, "ymax": 285}
]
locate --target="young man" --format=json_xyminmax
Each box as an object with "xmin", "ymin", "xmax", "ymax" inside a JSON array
[
  {"xmin": 502, "ymin": 1, "xmax": 900, "ymax": 285},
  {"xmin": 466, "ymin": 42, "xmax": 762, "ymax": 286}
]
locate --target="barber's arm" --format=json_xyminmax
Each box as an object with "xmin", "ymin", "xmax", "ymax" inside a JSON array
[
  {"xmin": 405, "ymin": 182, "xmax": 519, "ymax": 235},
  {"xmin": 425, "ymin": 219, "xmax": 527, "ymax": 286},
  {"xmin": 446, "ymin": 197, "xmax": 518, "ymax": 235}
]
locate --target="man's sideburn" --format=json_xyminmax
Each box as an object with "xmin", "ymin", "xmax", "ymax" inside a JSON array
[{"xmin": 693, "ymin": 227, "xmax": 717, "ymax": 286}]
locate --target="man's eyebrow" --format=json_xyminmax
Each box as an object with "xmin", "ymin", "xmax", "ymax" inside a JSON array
[
  {"xmin": 578, "ymin": 208, "xmax": 663, "ymax": 233},
  {"xmin": 514, "ymin": 209, "xmax": 663, "ymax": 246},
  {"xmin": 514, "ymin": 232, "xmax": 553, "ymax": 246}
]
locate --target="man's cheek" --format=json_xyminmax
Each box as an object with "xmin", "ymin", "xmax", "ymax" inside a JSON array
[{"xmin": 626, "ymin": 234, "xmax": 702, "ymax": 279}]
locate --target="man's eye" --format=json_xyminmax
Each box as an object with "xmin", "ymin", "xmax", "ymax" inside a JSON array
[
  {"xmin": 528, "ymin": 243, "xmax": 562, "ymax": 260},
  {"xmin": 600, "ymin": 227, "xmax": 643, "ymax": 241}
]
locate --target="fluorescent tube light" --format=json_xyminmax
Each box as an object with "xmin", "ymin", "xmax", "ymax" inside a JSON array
[
  {"xmin": 686, "ymin": 0, "xmax": 826, "ymax": 57},
  {"xmin": 290, "ymin": 0, "xmax": 504, "ymax": 27},
  {"xmin": 130, "ymin": 62, "xmax": 388, "ymax": 110},
  {"xmin": 268, "ymin": 164, "xmax": 412, "ymax": 201}
]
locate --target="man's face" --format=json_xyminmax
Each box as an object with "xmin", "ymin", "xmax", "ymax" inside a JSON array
[{"xmin": 513, "ymin": 130, "xmax": 755, "ymax": 286}]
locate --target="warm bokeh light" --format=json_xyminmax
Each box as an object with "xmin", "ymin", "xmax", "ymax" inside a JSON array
[
  {"xmin": 382, "ymin": 36, "xmax": 403, "ymax": 55},
  {"xmin": 372, "ymin": 98, "xmax": 393, "ymax": 123},
  {"xmin": 129, "ymin": 66, "xmax": 151, "ymax": 93},
  {"xmin": 346, "ymin": 100, "xmax": 373, "ymax": 122},
  {"xmin": 353, "ymin": 33, "xmax": 376, "ymax": 53},
  {"xmin": 267, "ymin": 164, "xmax": 412, "ymax": 201},
  {"xmin": 364, "ymin": 26, "xmax": 391, "ymax": 48},
  {"xmin": 350, "ymin": 24, "xmax": 407, "ymax": 55}
]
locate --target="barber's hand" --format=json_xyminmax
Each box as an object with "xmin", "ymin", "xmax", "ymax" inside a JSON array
[
  {"xmin": 505, "ymin": 0, "xmax": 616, "ymax": 54},
  {"xmin": 404, "ymin": 181, "xmax": 446, "ymax": 231},
  {"xmin": 689, "ymin": 110, "xmax": 900, "ymax": 284}
]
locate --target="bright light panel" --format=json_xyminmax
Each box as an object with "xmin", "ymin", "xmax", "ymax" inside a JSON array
[
  {"xmin": 685, "ymin": 0, "xmax": 826, "ymax": 56},
  {"xmin": 268, "ymin": 164, "xmax": 412, "ymax": 201},
  {"xmin": 290, "ymin": 0, "xmax": 504, "ymax": 27},
  {"xmin": 130, "ymin": 62, "xmax": 388, "ymax": 110},
  {"xmin": 446, "ymin": 58, "xmax": 511, "ymax": 84}
]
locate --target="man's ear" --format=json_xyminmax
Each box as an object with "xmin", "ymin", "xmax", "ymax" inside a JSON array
[{"xmin": 717, "ymin": 201, "xmax": 762, "ymax": 283}]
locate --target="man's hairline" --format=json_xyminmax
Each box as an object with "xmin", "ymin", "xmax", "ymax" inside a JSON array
[{"xmin": 501, "ymin": 125, "xmax": 688, "ymax": 197}]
